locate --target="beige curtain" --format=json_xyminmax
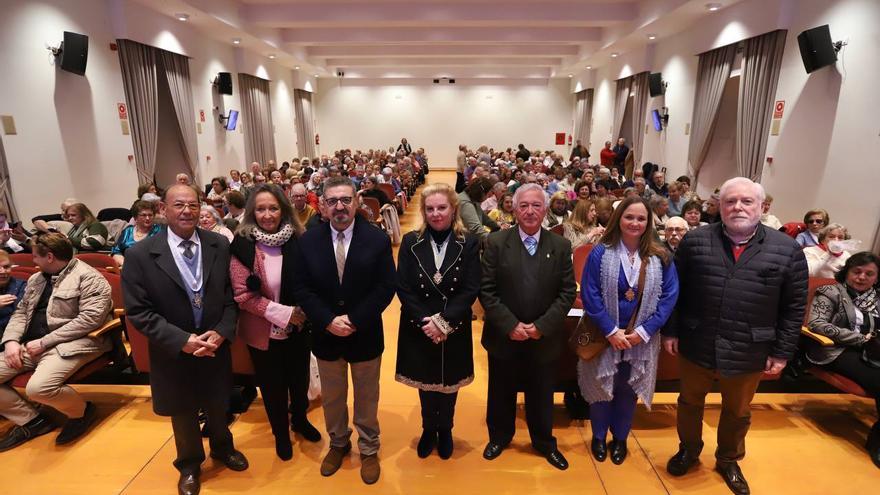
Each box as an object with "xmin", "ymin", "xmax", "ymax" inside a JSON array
[
  {"xmin": 737, "ymin": 30, "xmax": 787, "ymax": 182},
  {"xmin": 612, "ymin": 77, "xmax": 633, "ymax": 143},
  {"xmin": 688, "ymin": 44, "xmax": 737, "ymax": 184},
  {"xmin": 629, "ymin": 72, "xmax": 650, "ymax": 166},
  {"xmin": 573, "ymin": 89, "xmax": 594, "ymax": 147},
  {"xmin": 0, "ymin": 135, "xmax": 20, "ymax": 221},
  {"xmin": 238, "ymin": 74, "xmax": 277, "ymax": 166},
  {"xmin": 159, "ymin": 51, "xmax": 200, "ymax": 185},
  {"xmin": 293, "ymin": 89, "xmax": 317, "ymax": 160},
  {"xmin": 117, "ymin": 39, "xmax": 158, "ymax": 186}
]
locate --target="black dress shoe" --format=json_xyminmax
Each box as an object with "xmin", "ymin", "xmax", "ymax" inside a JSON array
[
  {"xmin": 609, "ymin": 439, "xmax": 627, "ymax": 465},
  {"xmin": 275, "ymin": 437, "xmax": 293, "ymax": 461},
  {"xmin": 0, "ymin": 415, "xmax": 56, "ymax": 452},
  {"xmin": 177, "ymin": 472, "xmax": 200, "ymax": 495},
  {"xmin": 591, "ymin": 437, "xmax": 607, "ymax": 462},
  {"xmin": 56, "ymin": 402, "xmax": 98, "ymax": 445},
  {"xmin": 210, "ymin": 450, "xmax": 249, "ymax": 471},
  {"xmin": 417, "ymin": 429, "xmax": 437, "ymax": 458},
  {"xmin": 291, "ymin": 418, "xmax": 322, "ymax": 443},
  {"xmin": 482, "ymin": 441, "xmax": 505, "ymax": 460},
  {"xmin": 667, "ymin": 448, "xmax": 700, "ymax": 476},
  {"xmin": 545, "ymin": 449, "xmax": 569, "ymax": 470},
  {"xmin": 715, "ymin": 461, "xmax": 750, "ymax": 495},
  {"xmin": 437, "ymin": 429, "xmax": 454, "ymax": 459}
]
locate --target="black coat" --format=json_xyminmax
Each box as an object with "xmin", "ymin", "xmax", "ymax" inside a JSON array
[
  {"xmin": 479, "ymin": 228, "xmax": 576, "ymax": 363},
  {"xmin": 122, "ymin": 229, "xmax": 238, "ymax": 416},
  {"xmin": 292, "ymin": 216, "xmax": 396, "ymax": 362},
  {"xmin": 664, "ymin": 223, "xmax": 808, "ymax": 375},
  {"xmin": 395, "ymin": 231, "xmax": 480, "ymax": 391}
]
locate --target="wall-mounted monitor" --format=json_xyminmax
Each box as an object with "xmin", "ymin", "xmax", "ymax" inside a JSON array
[
  {"xmin": 224, "ymin": 110, "xmax": 239, "ymax": 131},
  {"xmin": 651, "ymin": 109, "xmax": 663, "ymax": 131}
]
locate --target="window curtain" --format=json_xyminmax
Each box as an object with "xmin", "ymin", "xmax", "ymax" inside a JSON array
[
  {"xmin": 737, "ymin": 30, "xmax": 787, "ymax": 182},
  {"xmin": 159, "ymin": 51, "xmax": 200, "ymax": 185},
  {"xmin": 688, "ymin": 44, "xmax": 737, "ymax": 184},
  {"xmin": 117, "ymin": 39, "xmax": 158, "ymax": 186},
  {"xmin": 611, "ymin": 77, "xmax": 632, "ymax": 143},
  {"xmin": 293, "ymin": 89, "xmax": 316, "ymax": 160},
  {"xmin": 238, "ymin": 74, "xmax": 276, "ymax": 167},
  {"xmin": 0, "ymin": 135, "xmax": 20, "ymax": 221},
  {"xmin": 629, "ymin": 71, "xmax": 650, "ymax": 166},
  {"xmin": 573, "ymin": 88, "xmax": 594, "ymax": 148}
]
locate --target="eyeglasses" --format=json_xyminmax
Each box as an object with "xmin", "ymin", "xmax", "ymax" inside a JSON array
[
  {"xmin": 171, "ymin": 202, "xmax": 200, "ymax": 211},
  {"xmin": 324, "ymin": 197, "xmax": 353, "ymax": 207},
  {"xmin": 807, "ymin": 219, "xmax": 825, "ymax": 224}
]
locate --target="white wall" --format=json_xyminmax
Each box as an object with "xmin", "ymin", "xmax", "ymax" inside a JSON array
[
  {"xmin": 313, "ymin": 79, "xmax": 575, "ymax": 168},
  {"xmin": 576, "ymin": 0, "xmax": 880, "ymax": 244},
  {"xmin": 0, "ymin": 0, "xmax": 304, "ymax": 225}
]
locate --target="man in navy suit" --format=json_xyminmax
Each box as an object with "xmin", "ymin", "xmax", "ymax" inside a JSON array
[{"xmin": 293, "ymin": 176, "xmax": 396, "ymax": 485}]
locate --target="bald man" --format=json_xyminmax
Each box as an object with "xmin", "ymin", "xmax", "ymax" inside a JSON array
[{"xmin": 289, "ymin": 183, "xmax": 317, "ymax": 228}]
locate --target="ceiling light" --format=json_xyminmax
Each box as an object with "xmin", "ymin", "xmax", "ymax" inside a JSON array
[
  {"xmin": 268, "ymin": 54, "xmax": 276, "ymax": 59},
  {"xmin": 232, "ymin": 38, "xmax": 241, "ymax": 45},
  {"xmin": 568, "ymin": 74, "xmax": 573, "ymax": 78},
  {"xmin": 314, "ymin": 74, "xmax": 319, "ymax": 78},
  {"xmin": 705, "ymin": 3, "xmax": 722, "ymax": 11},
  {"xmin": 647, "ymin": 34, "xmax": 657, "ymax": 40},
  {"xmin": 175, "ymin": 13, "xmax": 189, "ymax": 22},
  {"xmin": 586, "ymin": 65, "xmax": 592, "ymax": 69},
  {"xmin": 294, "ymin": 66, "xmax": 300, "ymax": 70},
  {"xmin": 611, "ymin": 52, "xmax": 619, "ymax": 58}
]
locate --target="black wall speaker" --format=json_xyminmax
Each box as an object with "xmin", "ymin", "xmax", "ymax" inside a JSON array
[
  {"xmin": 217, "ymin": 72, "xmax": 233, "ymax": 95},
  {"xmin": 59, "ymin": 32, "xmax": 88, "ymax": 76},
  {"xmin": 797, "ymin": 25, "xmax": 837, "ymax": 73},
  {"xmin": 648, "ymin": 72, "xmax": 664, "ymax": 97}
]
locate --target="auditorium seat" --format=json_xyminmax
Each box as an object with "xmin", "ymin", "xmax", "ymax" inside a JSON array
[
  {"xmin": 549, "ymin": 224, "xmax": 565, "ymax": 236},
  {"xmin": 9, "ymin": 253, "xmax": 36, "ymax": 268},
  {"xmin": 76, "ymin": 253, "xmax": 121, "ymax": 273},
  {"xmin": 572, "ymin": 243, "xmax": 593, "ymax": 285},
  {"xmin": 97, "ymin": 207, "xmax": 132, "ymax": 223},
  {"xmin": 127, "ymin": 322, "xmax": 255, "ymax": 375}
]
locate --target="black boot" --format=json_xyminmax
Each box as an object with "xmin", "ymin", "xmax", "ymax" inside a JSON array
[
  {"xmin": 437, "ymin": 429, "xmax": 454, "ymax": 459},
  {"xmin": 417, "ymin": 429, "xmax": 437, "ymax": 458},
  {"xmin": 868, "ymin": 421, "xmax": 880, "ymax": 469}
]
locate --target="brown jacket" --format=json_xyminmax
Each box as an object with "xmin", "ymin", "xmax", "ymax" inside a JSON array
[{"xmin": 1, "ymin": 259, "xmax": 112, "ymax": 357}]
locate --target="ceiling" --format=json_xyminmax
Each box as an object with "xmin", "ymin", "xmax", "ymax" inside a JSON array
[{"xmin": 136, "ymin": 0, "xmax": 743, "ymax": 80}]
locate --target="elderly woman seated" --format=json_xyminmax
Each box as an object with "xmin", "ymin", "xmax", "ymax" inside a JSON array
[
  {"xmin": 543, "ymin": 191, "xmax": 570, "ymax": 228},
  {"xmin": 488, "ymin": 192, "xmax": 515, "ymax": 229},
  {"xmin": 797, "ymin": 208, "xmax": 830, "ymax": 248},
  {"xmin": 806, "ymin": 252, "xmax": 880, "ymax": 468},
  {"xmin": 111, "ymin": 200, "xmax": 162, "ymax": 266},
  {"xmin": 681, "ymin": 199, "xmax": 707, "ymax": 231},
  {"xmin": 804, "ymin": 223, "xmax": 853, "ymax": 278},
  {"xmin": 65, "ymin": 203, "xmax": 109, "ymax": 251},
  {"xmin": 563, "ymin": 199, "xmax": 604, "ymax": 250},
  {"xmin": 649, "ymin": 195, "xmax": 670, "ymax": 234},
  {"xmin": 198, "ymin": 205, "xmax": 234, "ymax": 241}
]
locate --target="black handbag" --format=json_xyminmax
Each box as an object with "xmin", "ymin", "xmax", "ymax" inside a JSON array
[{"xmin": 861, "ymin": 314, "xmax": 880, "ymax": 368}]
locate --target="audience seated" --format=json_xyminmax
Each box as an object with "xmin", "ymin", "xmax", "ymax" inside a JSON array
[
  {"xmin": 0, "ymin": 233, "xmax": 113, "ymax": 451},
  {"xmin": 207, "ymin": 177, "xmax": 228, "ymax": 201},
  {"xmin": 663, "ymin": 216, "xmax": 688, "ymax": 253},
  {"xmin": 649, "ymin": 171, "xmax": 669, "ymax": 197},
  {"xmin": 224, "ymin": 191, "xmax": 247, "ymax": 224},
  {"xmin": 681, "ymin": 200, "xmax": 706, "ymax": 231},
  {"xmin": 0, "ymin": 251, "xmax": 26, "ymax": 334},
  {"xmin": 797, "ymin": 208, "xmax": 830, "ymax": 248},
  {"xmin": 199, "ymin": 205, "xmax": 234, "ymax": 242},
  {"xmin": 699, "ymin": 193, "xmax": 720, "ymax": 224},
  {"xmin": 32, "ymin": 197, "xmax": 78, "ymax": 235},
  {"xmin": 806, "ymin": 251, "xmax": 880, "ymax": 468},
  {"xmin": 289, "ymin": 184, "xmax": 317, "ymax": 227},
  {"xmin": 650, "ymin": 195, "xmax": 670, "ymax": 234},
  {"xmin": 458, "ymin": 178, "xmax": 499, "ymax": 239},
  {"xmin": 676, "ymin": 176, "xmax": 698, "ymax": 202},
  {"xmin": 667, "ymin": 182, "xmax": 687, "ymax": 217},
  {"xmin": 804, "ymin": 223, "xmax": 853, "ymax": 278},
  {"xmin": 481, "ymin": 182, "xmax": 507, "ymax": 213},
  {"xmin": 760, "ymin": 193, "xmax": 783, "ymax": 230},
  {"xmin": 65, "ymin": 203, "xmax": 109, "ymax": 251},
  {"xmin": 110, "ymin": 200, "xmax": 162, "ymax": 267},
  {"xmin": 563, "ymin": 199, "xmax": 604, "ymax": 250},
  {"xmin": 543, "ymin": 192, "xmax": 570, "ymax": 228}
]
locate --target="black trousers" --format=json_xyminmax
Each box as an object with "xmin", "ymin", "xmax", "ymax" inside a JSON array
[
  {"xmin": 486, "ymin": 354, "xmax": 557, "ymax": 455},
  {"xmin": 419, "ymin": 390, "xmax": 458, "ymax": 431},
  {"xmin": 822, "ymin": 347, "xmax": 880, "ymax": 416},
  {"xmin": 248, "ymin": 336, "xmax": 311, "ymax": 440},
  {"xmin": 171, "ymin": 400, "xmax": 233, "ymax": 475}
]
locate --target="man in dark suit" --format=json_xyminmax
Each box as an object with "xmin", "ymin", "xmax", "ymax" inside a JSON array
[
  {"xmin": 293, "ymin": 176, "xmax": 396, "ymax": 485},
  {"xmin": 612, "ymin": 137, "xmax": 629, "ymax": 176},
  {"xmin": 480, "ymin": 183, "xmax": 576, "ymax": 470},
  {"xmin": 122, "ymin": 185, "xmax": 247, "ymax": 495},
  {"xmin": 662, "ymin": 177, "xmax": 807, "ymax": 495}
]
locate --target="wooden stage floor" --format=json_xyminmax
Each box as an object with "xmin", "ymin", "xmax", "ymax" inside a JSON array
[{"xmin": 1, "ymin": 171, "xmax": 878, "ymax": 494}]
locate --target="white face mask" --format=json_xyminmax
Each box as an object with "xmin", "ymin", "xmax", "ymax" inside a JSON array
[{"xmin": 827, "ymin": 239, "xmax": 860, "ymax": 255}]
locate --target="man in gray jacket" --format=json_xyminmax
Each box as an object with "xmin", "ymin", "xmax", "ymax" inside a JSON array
[
  {"xmin": 662, "ymin": 177, "xmax": 808, "ymax": 495},
  {"xmin": 0, "ymin": 233, "xmax": 112, "ymax": 451}
]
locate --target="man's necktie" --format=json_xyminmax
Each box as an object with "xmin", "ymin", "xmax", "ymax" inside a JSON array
[
  {"xmin": 524, "ymin": 236, "xmax": 537, "ymax": 256},
  {"xmin": 180, "ymin": 240, "xmax": 195, "ymax": 260},
  {"xmin": 335, "ymin": 232, "xmax": 346, "ymax": 283}
]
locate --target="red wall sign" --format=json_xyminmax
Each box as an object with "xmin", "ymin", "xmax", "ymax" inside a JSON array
[
  {"xmin": 555, "ymin": 132, "xmax": 566, "ymax": 145},
  {"xmin": 117, "ymin": 102, "xmax": 127, "ymax": 120},
  {"xmin": 773, "ymin": 100, "xmax": 785, "ymax": 119},
  {"xmin": 199, "ymin": 110, "xmax": 206, "ymax": 122}
]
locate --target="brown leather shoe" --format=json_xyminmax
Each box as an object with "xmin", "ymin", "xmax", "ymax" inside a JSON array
[
  {"xmin": 177, "ymin": 472, "xmax": 200, "ymax": 495},
  {"xmin": 360, "ymin": 453, "xmax": 380, "ymax": 485},
  {"xmin": 320, "ymin": 442, "xmax": 351, "ymax": 477}
]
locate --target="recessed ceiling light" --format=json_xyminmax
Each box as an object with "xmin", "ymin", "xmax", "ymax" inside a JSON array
[
  {"xmin": 175, "ymin": 13, "xmax": 189, "ymax": 22},
  {"xmin": 268, "ymin": 54, "xmax": 276, "ymax": 59},
  {"xmin": 647, "ymin": 34, "xmax": 657, "ymax": 40},
  {"xmin": 232, "ymin": 38, "xmax": 241, "ymax": 45},
  {"xmin": 568, "ymin": 74, "xmax": 573, "ymax": 78},
  {"xmin": 314, "ymin": 74, "xmax": 319, "ymax": 78},
  {"xmin": 705, "ymin": 3, "xmax": 722, "ymax": 11},
  {"xmin": 611, "ymin": 52, "xmax": 619, "ymax": 58},
  {"xmin": 586, "ymin": 65, "xmax": 592, "ymax": 69},
  {"xmin": 294, "ymin": 66, "xmax": 300, "ymax": 70}
]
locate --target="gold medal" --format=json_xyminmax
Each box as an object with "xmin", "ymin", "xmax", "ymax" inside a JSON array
[
  {"xmin": 624, "ymin": 288, "xmax": 635, "ymax": 301},
  {"xmin": 433, "ymin": 271, "xmax": 443, "ymax": 284},
  {"xmin": 192, "ymin": 293, "xmax": 203, "ymax": 309}
]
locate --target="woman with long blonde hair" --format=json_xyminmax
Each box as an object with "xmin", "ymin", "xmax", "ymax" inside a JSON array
[
  {"xmin": 563, "ymin": 199, "xmax": 605, "ymax": 249},
  {"xmin": 395, "ymin": 183, "xmax": 481, "ymax": 460}
]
